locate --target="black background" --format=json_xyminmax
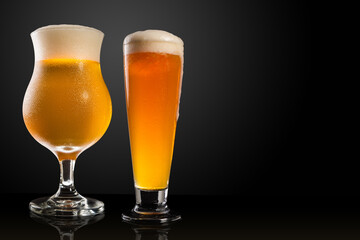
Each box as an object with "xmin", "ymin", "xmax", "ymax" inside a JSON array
[{"xmin": 0, "ymin": 0, "xmax": 341, "ymax": 196}]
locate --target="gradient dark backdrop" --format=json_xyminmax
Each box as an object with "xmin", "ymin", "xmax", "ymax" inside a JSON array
[{"xmin": 0, "ymin": 0, "xmax": 334, "ymax": 196}]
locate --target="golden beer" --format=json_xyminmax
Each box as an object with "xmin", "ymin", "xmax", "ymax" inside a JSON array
[
  {"xmin": 24, "ymin": 25, "xmax": 111, "ymax": 216},
  {"xmin": 23, "ymin": 58, "xmax": 112, "ymax": 161},
  {"xmin": 124, "ymin": 30, "xmax": 184, "ymax": 190},
  {"xmin": 122, "ymin": 30, "xmax": 183, "ymax": 223},
  {"xmin": 125, "ymin": 52, "xmax": 182, "ymax": 189}
]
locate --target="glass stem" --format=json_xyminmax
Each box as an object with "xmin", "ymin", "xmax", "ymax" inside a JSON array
[{"xmin": 55, "ymin": 159, "xmax": 79, "ymax": 198}]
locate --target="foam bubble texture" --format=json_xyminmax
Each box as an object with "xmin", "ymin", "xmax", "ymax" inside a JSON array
[
  {"xmin": 123, "ymin": 30, "xmax": 183, "ymax": 56},
  {"xmin": 31, "ymin": 24, "xmax": 104, "ymax": 62}
]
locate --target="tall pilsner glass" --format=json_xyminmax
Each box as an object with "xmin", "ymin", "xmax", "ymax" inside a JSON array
[
  {"xmin": 23, "ymin": 25, "xmax": 112, "ymax": 216},
  {"xmin": 122, "ymin": 30, "xmax": 183, "ymax": 223}
]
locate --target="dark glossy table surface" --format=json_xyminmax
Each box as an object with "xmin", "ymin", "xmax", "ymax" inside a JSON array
[{"xmin": 1, "ymin": 194, "xmax": 359, "ymax": 239}]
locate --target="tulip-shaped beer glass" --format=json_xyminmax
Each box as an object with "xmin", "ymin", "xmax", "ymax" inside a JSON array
[
  {"xmin": 122, "ymin": 30, "xmax": 183, "ymax": 223},
  {"xmin": 23, "ymin": 25, "xmax": 112, "ymax": 216}
]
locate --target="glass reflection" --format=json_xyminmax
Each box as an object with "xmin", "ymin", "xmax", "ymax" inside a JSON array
[
  {"xmin": 30, "ymin": 212, "xmax": 104, "ymax": 240},
  {"xmin": 128, "ymin": 223, "xmax": 172, "ymax": 240}
]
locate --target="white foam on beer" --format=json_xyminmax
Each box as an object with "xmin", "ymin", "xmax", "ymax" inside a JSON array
[
  {"xmin": 123, "ymin": 30, "xmax": 184, "ymax": 56},
  {"xmin": 31, "ymin": 24, "xmax": 104, "ymax": 62}
]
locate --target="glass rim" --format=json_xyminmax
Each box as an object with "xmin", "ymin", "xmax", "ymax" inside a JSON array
[{"xmin": 31, "ymin": 24, "xmax": 104, "ymax": 37}]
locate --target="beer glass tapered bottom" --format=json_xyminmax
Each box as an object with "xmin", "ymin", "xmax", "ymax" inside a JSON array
[
  {"xmin": 29, "ymin": 196, "xmax": 104, "ymax": 217},
  {"xmin": 122, "ymin": 188, "xmax": 181, "ymax": 224}
]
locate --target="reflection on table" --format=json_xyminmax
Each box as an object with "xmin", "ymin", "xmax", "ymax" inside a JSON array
[
  {"xmin": 0, "ymin": 194, "xmax": 359, "ymax": 239},
  {"xmin": 30, "ymin": 213, "xmax": 104, "ymax": 240},
  {"xmin": 128, "ymin": 222, "xmax": 172, "ymax": 240}
]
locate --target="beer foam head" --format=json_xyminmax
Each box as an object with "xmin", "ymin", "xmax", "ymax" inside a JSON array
[
  {"xmin": 123, "ymin": 30, "xmax": 183, "ymax": 56},
  {"xmin": 31, "ymin": 24, "xmax": 104, "ymax": 62}
]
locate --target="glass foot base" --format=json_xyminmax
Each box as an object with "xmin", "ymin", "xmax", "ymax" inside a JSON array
[
  {"xmin": 29, "ymin": 196, "xmax": 104, "ymax": 217},
  {"xmin": 122, "ymin": 209, "xmax": 181, "ymax": 224},
  {"xmin": 122, "ymin": 188, "xmax": 181, "ymax": 224}
]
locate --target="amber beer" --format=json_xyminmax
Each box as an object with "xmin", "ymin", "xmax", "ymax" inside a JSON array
[
  {"xmin": 23, "ymin": 24, "xmax": 111, "ymax": 217},
  {"xmin": 23, "ymin": 59, "xmax": 112, "ymax": 161},
  {"xmin": 23, "ymin": 26, "xmax": 112, "ymax": 161},
  {"xmin": 124, "ymin": 30, "xmax": 184, "ymax": 190}
]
